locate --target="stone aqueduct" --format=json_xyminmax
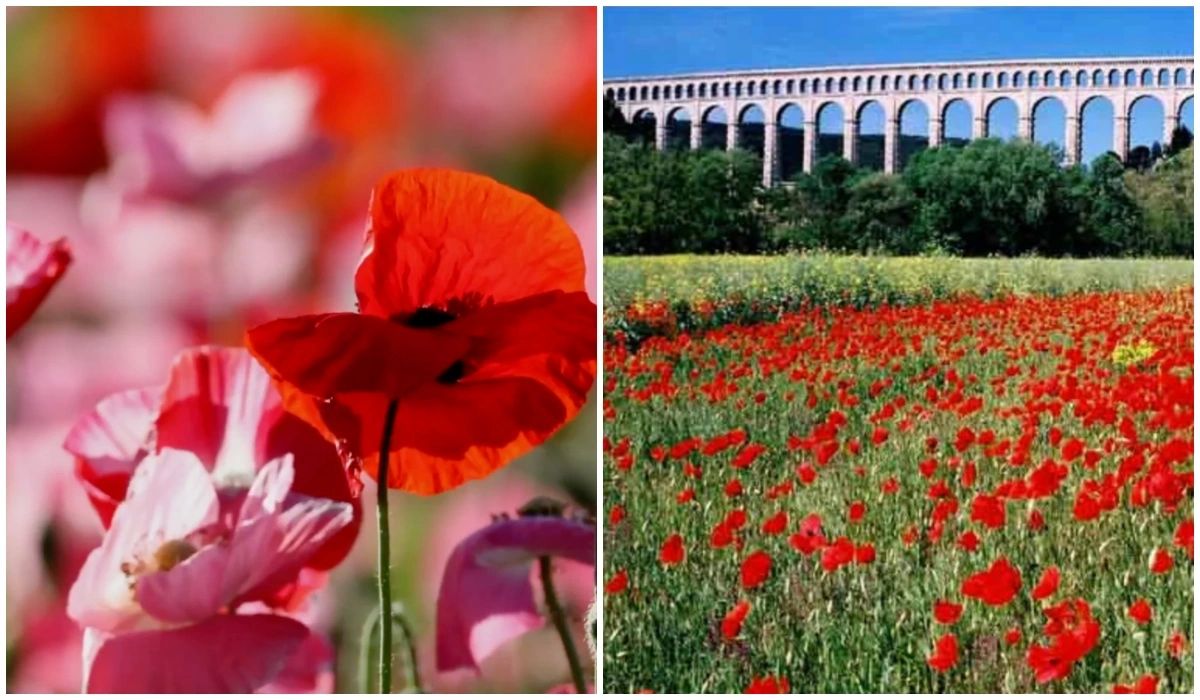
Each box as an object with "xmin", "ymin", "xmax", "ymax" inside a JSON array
[{"xmin": 605, "ymin": 56, "xmax": 1194, "ymax": 185}]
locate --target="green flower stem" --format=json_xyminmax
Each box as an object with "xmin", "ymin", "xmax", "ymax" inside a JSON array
[
  {"xmin": 376, "ymin": 399, "xmax": 400, "ymax": 693},
  {"xmin": 538, "ymin": 555, "xmax": 588, "ymax": 693}
]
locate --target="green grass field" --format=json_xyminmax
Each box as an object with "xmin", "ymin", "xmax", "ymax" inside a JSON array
[{"xmin": 603, "ymin": 256, "xmax": 1193, "ymax": 693}]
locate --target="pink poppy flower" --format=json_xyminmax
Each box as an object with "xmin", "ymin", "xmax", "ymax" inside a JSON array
[
  {"xmin": 6, "ymin": 223, "xmax": 71, "ymax": 337},
  {"xmin": 101, "ymin": 69, "xmax": 330, "ymax": 202},
  {"xmin": 435, "ymin": 513, "xmax": 595, "ymax": 674},
  {"xmin": 64, "ymin": 345, "xmax": 360, "ymax": 571},
  {"xmin": 68, "ymin": 448, "xmax": 352, "ymax": 692}
]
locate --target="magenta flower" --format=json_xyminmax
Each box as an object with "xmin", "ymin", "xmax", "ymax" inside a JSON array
[
  {"xmin": 435, "ymin": 513, "xmax": 595, "ymax": 674},
  {"xmin": 68, "ymin": 448, "xmax": 351, "ymax": 692},
  {"xmin": 6, "ymin": 223, "xmax": 71, "ymax": 337},
  {"xmin": 101, "ymin": 69, "xmax": 330, "ymax": 202},
  {"xmin": 64, "ymin": 345, "xmax": 361, "ymax": 570}
]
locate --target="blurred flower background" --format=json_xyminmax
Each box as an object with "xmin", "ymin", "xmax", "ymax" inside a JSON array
[{"xmin": 6, "ymin": 6, "xmax": 597, "ymax": 693}]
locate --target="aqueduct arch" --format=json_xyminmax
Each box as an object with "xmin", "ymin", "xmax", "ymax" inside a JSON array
[{"xmin": 607, "ymin": 56, "xmax": 1194, "ymax": 185}]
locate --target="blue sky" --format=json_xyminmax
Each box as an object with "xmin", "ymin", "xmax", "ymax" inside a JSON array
[{"xmin": 605, "ymin": 7, "xmax": 1194, "ymax": 163}]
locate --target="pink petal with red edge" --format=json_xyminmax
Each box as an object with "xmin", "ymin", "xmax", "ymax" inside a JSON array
[
  {"xmin": 6, "ymin": 223, "xmax": 72, "ymax": 337},
  {"xmin": 435, "ymin": 515, "xmax": 595, "ymax": 673},
  {"xmin": 63, "ymin": 387, "xmax": 158, "ymax": 526},
  {"xmin": 68, "ymin": 449, "xmax": 219, "ymax": 632},
  {"xmin": 82, "ymin": 615, "xmax": 308, "ymax": 693},
  {"xmin": 155, "ymin": 345, "xmax": 277, "ymax": 484}
]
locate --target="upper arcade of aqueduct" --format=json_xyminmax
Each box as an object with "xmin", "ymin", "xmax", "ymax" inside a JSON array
[{"xmin": 605, "ymin": 56, "xmax": 1194, "ymax": 185}]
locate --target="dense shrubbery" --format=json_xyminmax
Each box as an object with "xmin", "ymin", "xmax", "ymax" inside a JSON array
[{"xmin": 604, "ymin": 114, "xmax": 1194, "ymax": 257}]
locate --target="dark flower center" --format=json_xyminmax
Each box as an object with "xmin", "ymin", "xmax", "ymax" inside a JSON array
[
  {"xmin": 400, "ymin": 306, "xmax": 457, "ymax": 328},
  {"xmin": 437, "ymin": 360, "xmax": 467, "ymax": 385}
]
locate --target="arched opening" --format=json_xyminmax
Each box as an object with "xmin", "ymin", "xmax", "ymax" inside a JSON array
[
  {"xmin": 1174, "ymin": 68, "xmax": 1189, "ymax": 86},
  {"xmin": 686, "ymin": 84, "xmax": 695, "ymax": 99},
  {"xmin": 1045, "ymin": 70, "xmax": 1056, "ymax": 87},
  {"xmin": 982, "ymin": 73, "xmax": 993, "ymax": 89},
  {"xmin": 968, "ymin": 73, "xmax": 978, "ymax": 88},
  {"xmin": 866, "ymin": 76, "xmax": 875, "ymax": 93},
  {"xmin": 1013, "ymin": 72, "xmax": 1025, "ymax": 88},
  {"xmin": 1080, "ymin": 96, "xmax": 1114, "ymax": 165},
  {"xmin": 825, "ymin": 77, "xmax": 835, "ymax": 93},
  {"xmin": 651, "ymin": 86, "xmax": 660, "ymax": 100},
  {"xmin": 777, "ymin": 104, "xmax": 806, "ymax": 181},
  {"xmin": 938, "ymin": 74, "xmax": 948, "ymax": 90},
  {"xmin": 909, "ymin": 75, "xmax": 919, "ymax": 91},
  {"xmin": 923, "ymin": 74, "xmax": 933, "ymax": 90},
  {"xmin": 986, "ymin": 97, "xmax": 1019, "ymax": 140},
  {"xmin": 631, "ymin": 109, "xmax": 657, "ymax": 146},
  {"xmin": 1092, "ymin": 69, "xmax": 1104, "ymax": 87},
  {"xmin": 737, "ymin": 104, "xmax": 766, "ymax": 159},
  {"xmin": 953, "ymin": 73, "xmax": 964, "ymax": 90},
  {"xmin": 838, "ymin": 77, "xmax": 847, "ymax": 93},
  {"xmin": 1180, "ymin": 96, "xmax": 1195, "ymax": 134},
  {"xmin": 816, "ymin": 102, "xmax": 845, "ymax": 160},
  {"xmin": 747, "ymin": 82, "xmax": 756, "ymax": 98},
  {"xmin": 799, "ymin": 78, "xmax": 808, "ymax": 94},
  {"xmin": 997, "ymin": 72, "xmax": 1009, "ymax": 88},
  {"xmin": 856, "ymin": 101, "xmax": 886, "ymax": 170},
  {"xmin": 852, "ymin": 76, "xmax": 862, "ymax": 92},
  {"xmin": 898, "ymin": 99, "xmax": 929, "ymax": 169},
  {"xmin": 942, "ymin": 99, "xmax": 972, "ymax": 146},
  {"xmin": 1158, "ymin": 68, "xmax": 1170, "ymax": 86},
  {"xmin": 666, "ymin": 107, "xmax": 692, "ymax": 151},
  {"xmin": 1140, "ymin": 69, "xmax": 1153, "ymax": 87},
  {"xmin": 1061, "ymin": 70, "xmax": 1073, "ymax": 88},
  {"xmin": 1109, "ymin": 69, "xmax": 1121, "ymax": 87},
  {"xmin": 1123, "ymin": 69, "xmax": 1136, "ymax": 87},
  {"xmin": 698, "ymin": 84, "xmax": 707, "ymax": 99},
  {"xmin": 1128, "ymin": 95, "xmax": 1165, "ymax": 164},
  {"xmin": 1032, "ymin": 96, "xmax": 1066, "ymax": 161},
  {"xmin": 700, "ymin": 106, "xmax": 728, "ymax": 150},
  {"xmin": 605, "ymin": 88, "xmax": 615, "ymax": 102},
  {"xmin": 812, "ymin": 78, "xmax": 822, "ymax": 95},
  {"xmin": 1029, "ymin": 71, "xmax": 1040, "ymax": 88}
]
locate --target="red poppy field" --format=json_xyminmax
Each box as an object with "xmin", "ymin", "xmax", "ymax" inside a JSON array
[{"xmin": 602, "ymin": 267, "xmax": 1193, "ymax": 693}]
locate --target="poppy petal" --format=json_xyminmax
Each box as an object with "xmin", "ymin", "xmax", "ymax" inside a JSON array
[
  {"xmin": 356, "ymin": 169, "xmax": 585, "ymax": 317},
  {"xmin": 325, "ymin": 363, "xmax": 591, "ymax": 494},
  {"xmin": 63, "ymin": 388, "xmax": 158, "ymax": 526},
  {"xmin": 434, "ymin": 516, "xmax": 595, "ymax": 672},
  {"xmin": 83, "ymin": 615, "xmax": 308, "ymax": 693},
  {"xmin": 247, "ymin": 312, "xmax": 469, "ymax": 399},
  {"xmin": 6, "ymin": 224, "xmax": 72, "ymax": 337},
  {"xmin": 156, "ymin": 345, "xmax": 362, "ymax": 568}
]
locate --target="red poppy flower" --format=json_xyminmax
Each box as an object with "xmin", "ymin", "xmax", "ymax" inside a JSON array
[
  {"xmin": 933, "ymin": 600, "xmax": 963, "ymax": 625},
  {"xmin": 1175, "ymin": 519, "xmax": 1193, "ymax": 558},
  {"xmin": 970, "ymin": 493, "xmax": 1006, "ymax": 530},
  {"xmin": 1128, "ymin": 599, "xmax": 1152, "ymax": 625},
  {"xmin": 854, "ymin": 542, "xmax": 876, "ymax": 564},
  {"xmin": 605, "ymin": 570, "xmax": 629, "ymax": 595},
  {"xmin": 1004, "ymin": 627, "xmax": 1022, "ymax": 646},
  {"xmin": 1166, "ymin": 631, "xmax": 1188, "ymax": 658},
  {"xmin": 741, "ymin": 550, "xmax": 772, "ymax": 589},
  {"xmin": 721, "ymin": 600, "xmax": 751, "ymax": 640},
  {"xmin": 1150, "ymin": 548, "xmax": 1174, "ymax": 574},
  {"xmin": 608, "ymin": 505, "xmax": 625, "ymax": 526},
  {"xmin": 246, "ymin": 169, "xmax": 596, "ymax": 495},
  {"xmin": 927, "ymin": 633, "xmax": 958, "ymax": 672},
  {"xmin": 659, "ymin": 534, "xmax": 684, "ymax": 566},
  {"xmin": 676, "ymin": 488, "xmax": 695, "ymax": 504},
  {"xmin": 962, "ymin": 557, "xmax": 1022, "ymax": 606},
  {"xmin": 761, "ymin": 511, "xmax": 787, "ymax": 536},
  {"xmin": 745, "ymin": 675, "xmax": 789, "ymax": 693},
  {"xmin": 957, "ymin": 530, "xmax": 981, "ymax": 552},
  {"xmin": 848, "ymin": 501, "xmax": 866, "ymax": 522},
  {"xmin": 1113, "ymin": 675, "xmax": 1158, "ymax": 694},
  {"xmin": 7, "ymin": 224, "xmax": 72, "ymax": 338},
  {"xmin": 1031, "ymin": 566, "xmax": 1060, "ymax": 601},
  {"xmin": 725, "ymin": 479, "xmax": 744, "ymax": 497}
]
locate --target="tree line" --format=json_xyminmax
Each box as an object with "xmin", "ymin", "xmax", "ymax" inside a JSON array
[{"xmin": 604, "ymin": 99, "xmax": 1194, "ymax": 257}]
